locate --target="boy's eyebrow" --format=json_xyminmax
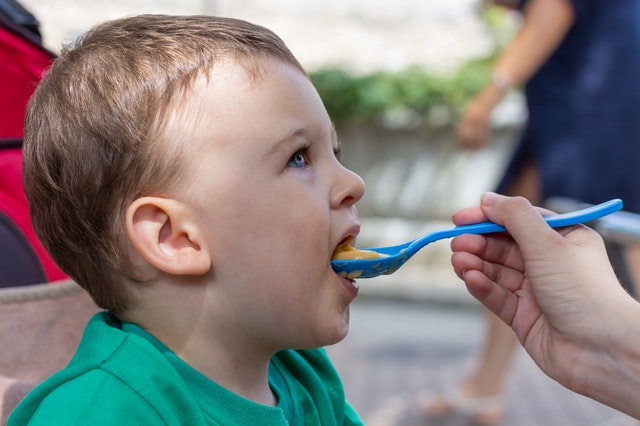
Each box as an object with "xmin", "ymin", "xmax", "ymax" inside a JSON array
[
  {"xmin": 325, "ymin": 122, "xmax": 341, "ymax": 154},
  {"xmin": 331, "ymin": 124, "xmax": 344, "ymax": 157},
  {"xmin": 266, "ymin": 129, "xmax": 306, "ymax": 158},
  {"xmin": 266, "ymin": 122, "xmax": 340, "ymax": 156},
  {"xmin": 330, "ymin": 122, "xmax": 339, "ymax": 147}
]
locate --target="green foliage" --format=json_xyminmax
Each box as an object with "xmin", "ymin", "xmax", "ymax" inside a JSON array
[
  {"xmin": 444, "ymin": 55, "xmax": 494, "ymax": 111},
  {"xmin": 482, "ymin": 3, "xmax": 521, "ymax": 49},
  {"xmin": 308, "ymin": 4, "xmax": 516, "ymax": 129},
  {"xmin": 309, "ymin": 58, "xmax": 493, "ymax": 129}
]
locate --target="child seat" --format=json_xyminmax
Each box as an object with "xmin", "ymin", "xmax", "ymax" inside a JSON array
[
  {"xmin": 0, "ymin": 1, "xmax": 65, "ymax": 287},
  {"xmin": 0, "ymin": 3, "xmax": 89, "ymax": 423}
]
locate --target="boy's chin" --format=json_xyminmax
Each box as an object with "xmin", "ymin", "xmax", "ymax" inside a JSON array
[
  {"xmin": 298, "ymin": 334, "xmax": 348, "ymax": 350},
  {"xmin": 321, "ymin": 313, "xmax": 351, "ymax": 347},
  {"xmin": 299, "ymin": 317, "xmax": 351, "ymax": 349}
]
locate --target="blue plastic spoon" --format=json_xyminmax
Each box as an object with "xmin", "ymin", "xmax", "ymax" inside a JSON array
[{"xmin": 331, "ymin": 198, "xmax": 623, "ymax": 279}]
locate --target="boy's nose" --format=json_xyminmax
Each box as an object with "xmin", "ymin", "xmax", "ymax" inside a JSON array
[{"xmin": 332, "ymin": 165, "xmax": 365, "ymax": 208}]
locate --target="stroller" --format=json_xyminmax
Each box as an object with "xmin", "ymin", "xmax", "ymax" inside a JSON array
[
  {"xmin": 0, "ymin": 0, "xmax": 67, "ymax": 287},
  {"xmin": 0, "ymin": 2, "xmax": 97, "ymax": 423}
]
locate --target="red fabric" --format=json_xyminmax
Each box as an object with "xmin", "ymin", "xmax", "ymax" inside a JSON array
[
  {"xmin": 0, "ymin": 148, "xmax": 66, "ymax": 282},
  {"xmin": 0, "ymin": 20, "xmax": 66, "ymax": 282},
  {"xmin": 0, "ymin": 25, "xmax": 54, "ymax": 139}
]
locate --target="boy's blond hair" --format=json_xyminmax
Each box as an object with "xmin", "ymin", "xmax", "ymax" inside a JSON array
[{"xmin": 23, "ymin": 15, "xmax": 304, "ymax": 313}]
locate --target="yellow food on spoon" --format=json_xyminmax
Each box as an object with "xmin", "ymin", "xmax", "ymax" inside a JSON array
[{"xmin": 332, "ymin": 241, "xmax": 388, "ymax": 260}]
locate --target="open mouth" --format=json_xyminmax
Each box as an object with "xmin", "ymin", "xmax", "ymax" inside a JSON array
[
  {"xmin": 332, "ymin": 238, "xmax": 387, "ymax": 261},
  {"xmin": 331, "ymin": 238, "xmax": 360, "ymax": 280},
  {"xmin": 332, "ymin": 237, "xmax": 356, "ymax": 261}
]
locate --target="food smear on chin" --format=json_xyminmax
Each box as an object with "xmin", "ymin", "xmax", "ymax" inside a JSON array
[{"xmin": 331, "ymin": 241, "xmax": 388, "ymax": 260}]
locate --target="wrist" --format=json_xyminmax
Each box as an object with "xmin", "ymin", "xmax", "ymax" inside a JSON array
[
  {"xmin": 475, "ymin": 69, "xmax": 511, "ymax": 106},
  {"xmin": 489, "ymin": 69, "xmax": 510, "ymax": 93},
  {"xmin": 574, "ymin": 297, "xmax": 640, "ymax": 418}
]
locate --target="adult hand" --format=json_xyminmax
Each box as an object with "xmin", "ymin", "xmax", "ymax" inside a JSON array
[
  {"xmin": 450, "ymin": 193, "xmax": 640, "ymax": 411},
  {"xmin": 456, "ymin": 92, "xmax": 495, "ymax": 150}
]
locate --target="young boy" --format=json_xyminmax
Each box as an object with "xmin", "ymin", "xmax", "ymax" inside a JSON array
[{"xmin": 12, "ymin": 15, "xmax": 366, "ymax": 425}]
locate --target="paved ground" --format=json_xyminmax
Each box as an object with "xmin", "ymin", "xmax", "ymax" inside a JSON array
[{"xmin": 327, "ymin": 299, "xmax": 634, "ymax": 426}]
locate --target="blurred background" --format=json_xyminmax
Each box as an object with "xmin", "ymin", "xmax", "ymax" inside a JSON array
[
  {"xmin": 9, "ymin": 1, "xmax": 630, "ymax": 425},
  {"xmin": 21, "ymin": 0, "xmax": 526, "ymax": 298},
  {"xmin": 24, "ymin": 0, "xmax": 493, "ymax": 71}
]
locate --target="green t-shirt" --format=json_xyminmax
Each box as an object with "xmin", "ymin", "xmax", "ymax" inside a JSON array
[{"xmin": 9, "ymin": 312, "xmax": 363, "ymax": 425}]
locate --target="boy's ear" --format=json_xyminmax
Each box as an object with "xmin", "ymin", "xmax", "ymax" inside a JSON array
[{"xmin": 125, "ymin": 197, "xmax": 211, "ymax": 276}]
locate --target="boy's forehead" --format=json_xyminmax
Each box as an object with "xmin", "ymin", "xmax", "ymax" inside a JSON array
[
  {"xmin": 193, "ymin": 56, "xmax": 305, "ymax": 107},
  {"xmin": 174, "ymin": 58, "xmax": 260, "ymax": 117},
  {"xmin": 167, "ymin": 56, "xmax": 308, "ymax": 141},
  {"xmin": 189, "ymin": 59, "xmax": 263, "ymax": 113},
  {"xmin": 205, "ymin": 55, "xmax": 273, "ymax": 85}
]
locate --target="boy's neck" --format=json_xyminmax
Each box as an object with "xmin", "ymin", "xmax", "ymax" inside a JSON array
[
  {"xmin": 175, "ymin": 336, "xmax": 277, "ymax": 406},
  {"xmin": 122, "ymin": 283, "xmax": 279, "ymax": 406}
]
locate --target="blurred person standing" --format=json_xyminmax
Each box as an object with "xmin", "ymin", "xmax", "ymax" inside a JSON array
[{"xmin": 419, "ymin": 0, "xmax": 640, "ymax": 424}]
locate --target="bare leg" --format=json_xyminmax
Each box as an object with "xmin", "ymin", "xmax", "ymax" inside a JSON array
[
  {"xmin": 466, "ymin": 162, "xmax": 541, "ymax": 395},
  {"xmin": 466, "ymin": 312, "xmax": 519, "ymax": 393},
  {"xmin": 425, "ymin": 162, "xmax": 540, "ymax": 425}
]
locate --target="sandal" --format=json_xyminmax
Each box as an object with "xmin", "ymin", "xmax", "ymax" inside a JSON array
[{"xmin": 414, "ymin": 388, "xmax": 506, "ymax": 426}]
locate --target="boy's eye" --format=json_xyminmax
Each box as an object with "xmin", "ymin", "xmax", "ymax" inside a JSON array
[{"xmin": 287, "ymin": 148, "xmax": 309, "ymax": 168}]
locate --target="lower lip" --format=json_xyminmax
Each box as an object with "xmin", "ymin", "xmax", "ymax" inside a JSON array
[{"xmin": 338, "ymin": 274, "xmax": 359, "ymax": 298}]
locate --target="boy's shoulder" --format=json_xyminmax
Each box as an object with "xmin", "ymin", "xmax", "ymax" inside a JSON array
[
  {"xmin": 9, "ymin": 313, "xmax": 364, "ymax": 426},
  {"xmin": 8, "ymin": 312, "xmax": 205, "ymax": 425}
]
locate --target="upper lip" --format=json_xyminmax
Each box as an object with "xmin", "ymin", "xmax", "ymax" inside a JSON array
[{"xmin": 335, "ymin": 223, "xmax": 361, "ymax": 251}]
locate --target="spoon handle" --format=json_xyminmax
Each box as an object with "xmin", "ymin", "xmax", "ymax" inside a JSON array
[
  {"xmin": 332, "ymin": 199, "xmax": 623, "ymax": 279},
  {"xmin": 440, "ymin": 198, "xmax": 623, "ymax": 240}
]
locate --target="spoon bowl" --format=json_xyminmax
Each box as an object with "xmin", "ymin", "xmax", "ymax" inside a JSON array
[{"xmin": 331, "ymin": 199, "xmax": 623, "ymax": 279}]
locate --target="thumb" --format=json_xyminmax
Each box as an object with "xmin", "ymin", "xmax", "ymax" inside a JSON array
[{"xmin": 480, "ymin": 193, "xmax": 562, "ymax": 257}]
